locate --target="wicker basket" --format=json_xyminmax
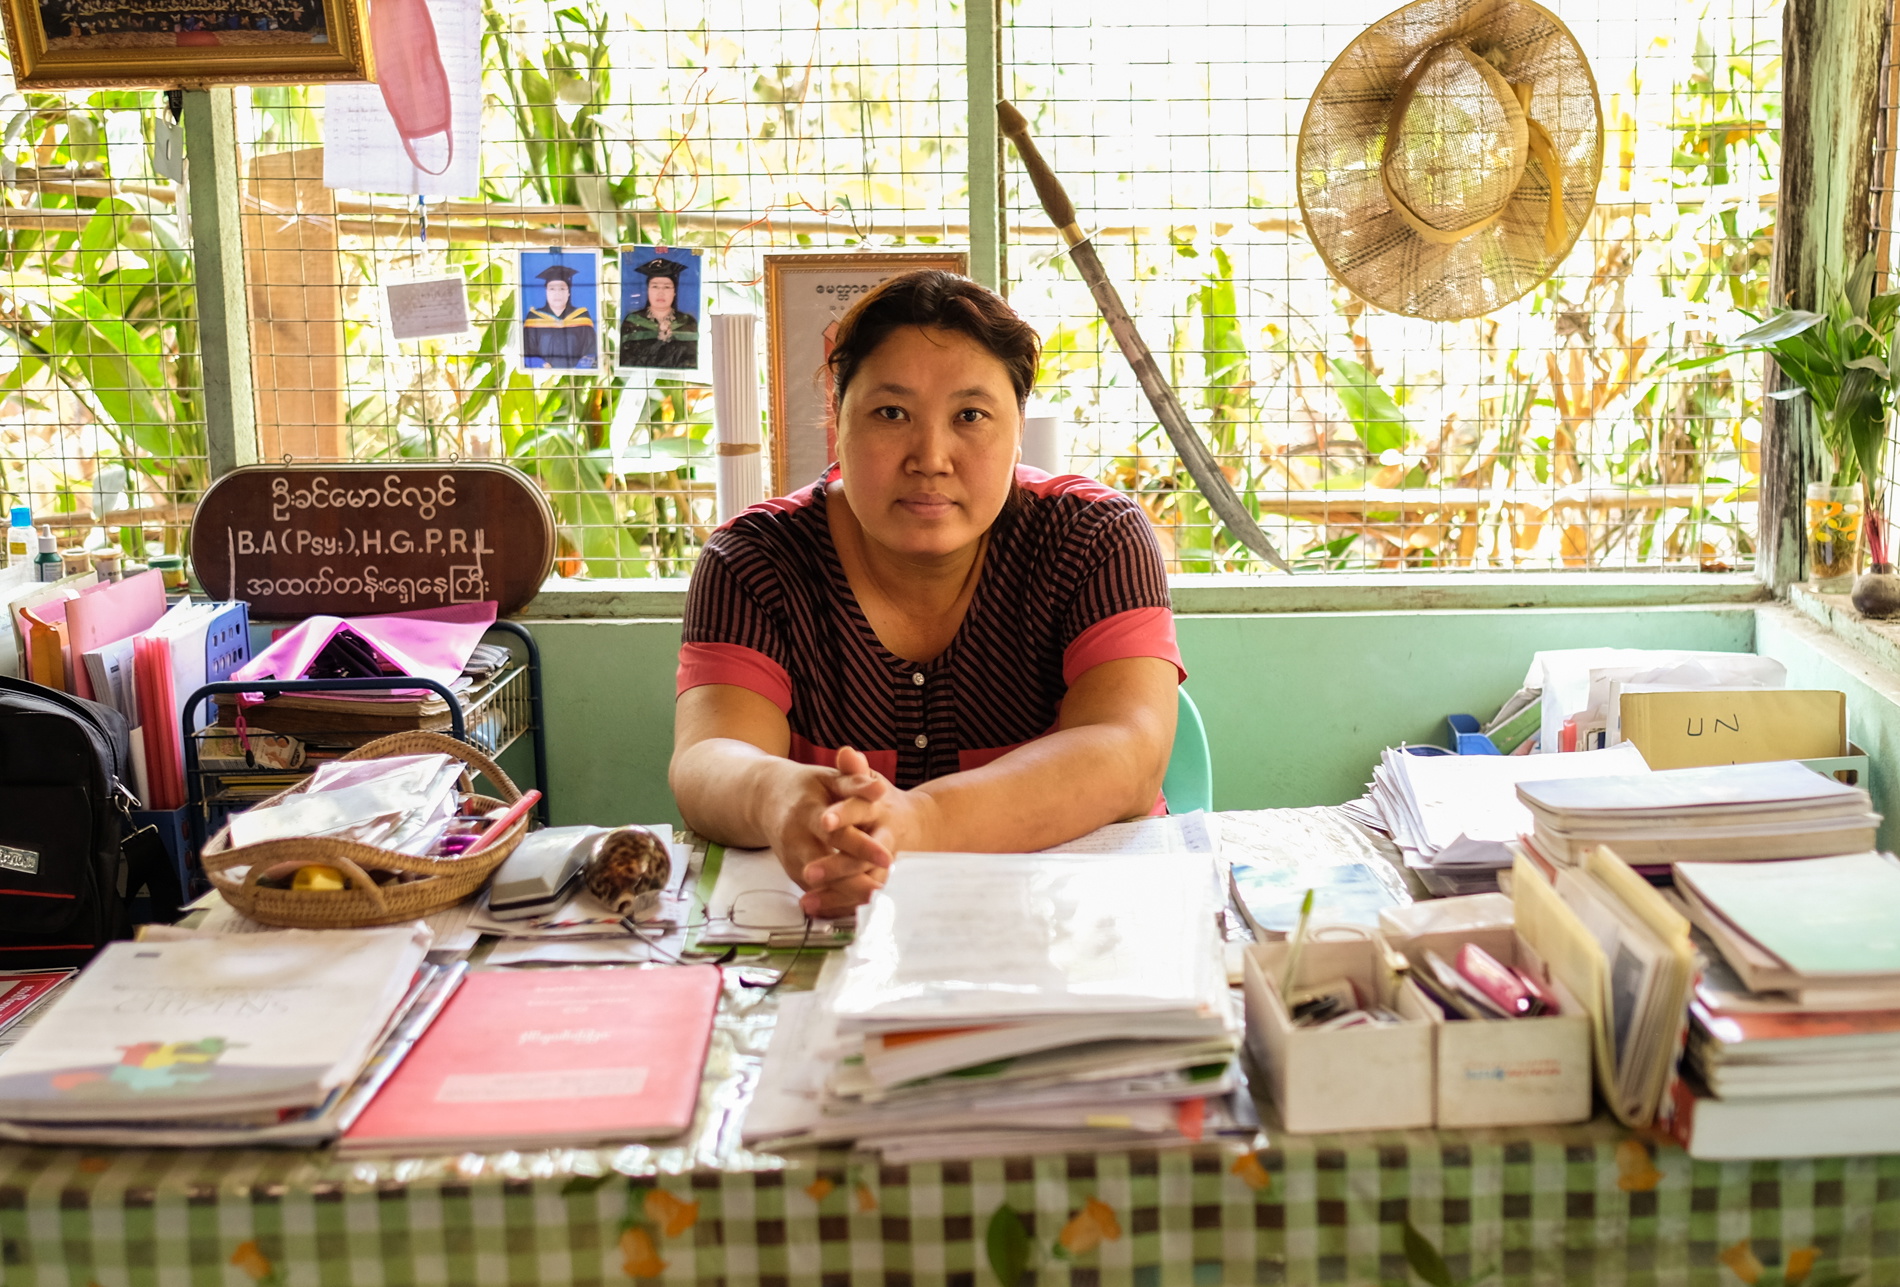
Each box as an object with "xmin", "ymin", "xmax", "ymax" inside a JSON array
[{"xmin": 202, "ymin": 731, "xmax": 528, "ymax": 929}]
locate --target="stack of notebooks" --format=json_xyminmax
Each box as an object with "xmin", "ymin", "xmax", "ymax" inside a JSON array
[
  {"xmin": 1365, "ymin": 744, "xmax": 1648, "ymax": 894},
  {"xmin": 1666, "ymin": 852, "xmax": 1900, "ymax": 1158},
  {"xmin": 1515, "ymin": 760, "xmax": 1879, "ymax": 866},
  {"xmin": 744, "ymin": 852, "xmax": 1245, "ymax": 1162},
  {"xmin": 0, "ymin": 926, "xmax": 442, "ymax": 1147}
]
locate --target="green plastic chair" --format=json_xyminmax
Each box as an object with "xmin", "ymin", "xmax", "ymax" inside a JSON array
[{"xmin": 1163, "ymin": 686, "xmax": 1213, "ymax": 815}]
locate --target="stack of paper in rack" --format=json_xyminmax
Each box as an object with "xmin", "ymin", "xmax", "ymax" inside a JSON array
[
  {"xmin": 1665, "ymin": 852, "xmax": 1900, "ymax": 1159},
  {"xmin": 0, "ymin": 926, "xmax": 447, "ymax": 1147},
  {"xmin": 1366, "ymin": 744, "xmax": 1648, "ymax": 894},
  {"xmin": 1525, "ymin": 647, "xmax": 1786, "ymax": 754},
  {"xmin": 744, "ymin": 852, "xmax": 1244, "ymax": 1162},
  {"xmin": 1515, "ymin": 761, "xmax": 1878, "ymax": 866}
]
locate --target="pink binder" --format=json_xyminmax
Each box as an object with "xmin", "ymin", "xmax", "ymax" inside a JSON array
[{"xmin": 65, "ymin": 571, "xmax": 167, "ymax": 702}]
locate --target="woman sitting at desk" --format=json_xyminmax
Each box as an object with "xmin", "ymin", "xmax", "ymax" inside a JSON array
[{"xmin": 670, "ymin": 270, "xmax": 1182, "ymax": 918}]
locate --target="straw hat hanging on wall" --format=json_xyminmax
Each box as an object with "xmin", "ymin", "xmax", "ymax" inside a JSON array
[{"xmin": 1298, "ymin": 0, "xmax": 1604, "ymax": 320}]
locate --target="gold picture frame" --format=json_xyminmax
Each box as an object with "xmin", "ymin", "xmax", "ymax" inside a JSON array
[
  {"xmin": 2, "ymin": 0, "xmax": 371, "ymax": 88},
  {"xmin": 763, "ymin": 250, "xmax": 970, "ymax": 497}
]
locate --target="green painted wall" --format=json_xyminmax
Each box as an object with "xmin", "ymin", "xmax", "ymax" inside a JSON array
[
  {"xmin": 1756, "ymin": 607, "xmax": 1900, "ymax": 852},
  {"xmin": 1177, "ymin": 605, "xmax": 1758, "ymax": 810},
  {"xmin": 518, "ymin": 604, "xmax": 1759, "ymax": 828}
]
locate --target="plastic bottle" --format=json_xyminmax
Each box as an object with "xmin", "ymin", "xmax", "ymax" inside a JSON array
[
  {"xmin": 34, "ymin": 528, "xmax": 60, "ymax": 583},
  {"xmin": 4, "ymin": 506, "xmax": 30, "ymax": 568}
]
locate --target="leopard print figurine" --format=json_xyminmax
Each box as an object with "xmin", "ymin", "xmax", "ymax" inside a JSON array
[{"xmin": 581, "ymin": 826, "xmax": 671, "ymax": 918}]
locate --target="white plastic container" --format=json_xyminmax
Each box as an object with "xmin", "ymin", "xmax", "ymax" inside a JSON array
[
  {"xmin": 4, "ymin": 506, "xmax": 31, "ymax": 569},
  {"xmin": 1242, "ymin": 933, "xmax": 1437, "ymax": 1133}
]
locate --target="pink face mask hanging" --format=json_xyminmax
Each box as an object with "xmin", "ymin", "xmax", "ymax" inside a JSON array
[{"xmin": 369, "ymin": 0, "xmax": 455, "ymax": 175}]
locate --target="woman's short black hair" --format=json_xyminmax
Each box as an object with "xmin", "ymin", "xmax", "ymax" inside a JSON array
[{"xmin": 824, "ymin": 269, "xmax": 1041, "ymax": 409}]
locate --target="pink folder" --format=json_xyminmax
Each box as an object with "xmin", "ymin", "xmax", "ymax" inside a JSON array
[
  {"xmin": 65, "ymin": 571, "xmax": 167, "ymax": 701},
  {"xmin": 231, "ymin": 601, "xmax": 497, "ymax": 703}
]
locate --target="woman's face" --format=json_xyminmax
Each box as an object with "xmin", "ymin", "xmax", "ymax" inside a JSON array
[
  {"xmin": 835, "ymin": 325, "xmax": 1022, "ymax": 562},
  {"xmin": 647, "ymin": 275, "xmax": 677, "ymax": 312},
  {"xmin": 544, "ymin": 278, "xmax": 571, "ymax": 314}
]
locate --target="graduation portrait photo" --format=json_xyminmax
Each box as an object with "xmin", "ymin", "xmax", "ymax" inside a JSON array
[
  {"xmin": 514, "ymin": 248, "xmax": 600, "ymax": 373},
  {"xmin": 616, "ymin": 246, "xmax": 703, "ymax": 375}
]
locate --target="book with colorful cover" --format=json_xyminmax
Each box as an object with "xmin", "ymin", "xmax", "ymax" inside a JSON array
[
  {"xmin": 0, "ymin": 927, "xmax": 427, "ymax": 1122},
  {"xmin": 338, "ymin": 964, "xmax": 722, "ymax": 1154}
]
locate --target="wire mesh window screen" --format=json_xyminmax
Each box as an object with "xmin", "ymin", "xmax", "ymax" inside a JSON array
[
  {"xmin": 235, "ymin": 0, "xmax": 968, "ymax": 578},
  {"xmin": 0, "ymin": 79, "xmax": 207, "ymax": 562},
  {"xmin": 6, "ymin": 0, "xmax": 1782, "ymax": 578},
  {"xmin": 1004, "ymin": 0, "xmax": 1779, "ymax": 572}
]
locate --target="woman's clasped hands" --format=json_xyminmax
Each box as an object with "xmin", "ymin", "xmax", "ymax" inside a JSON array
[{"xmin": 772, "ymin": 746, "xmax": 936, "ymax": 919}]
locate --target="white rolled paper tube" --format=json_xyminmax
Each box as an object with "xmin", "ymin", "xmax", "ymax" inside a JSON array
[
  {"xmin": 711, "ymin": 313, "xmax": 767, "ymax": 522},
  {"xmin": 1021, "ymin": 407, "xmax": 1063, "ymax": 476}
]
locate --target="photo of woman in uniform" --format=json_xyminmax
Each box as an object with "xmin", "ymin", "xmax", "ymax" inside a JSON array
[
  {"xmin": 517, "ymin": 249, "xmax": 599, "ymax": 371},
  {"xmin": 617, "ymin": 247, "xmax": 702, "ymax": 373}
]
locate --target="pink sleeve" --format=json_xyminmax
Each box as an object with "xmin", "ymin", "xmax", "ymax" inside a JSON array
[
  {"xmin": 1061, "ymin": 606, "xmax": 1185, "ymax": 687},
  {"xmin": 676, "ymin": 641, "xmax": 793, "ymax": 713}
]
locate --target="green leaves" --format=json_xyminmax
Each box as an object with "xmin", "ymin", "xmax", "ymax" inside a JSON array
[
  {"xmin": 1728, "ymin": 251, "xmax": 1899, "ymax": 489},
  {"xmin": 1731, "ymin": 310, "xmax": 1824, "ymax": 347},
  {"xmin": 1327, "ymin": 358, "xmax": 1412, "ymax": 458},
  {"xmin": 984, "ymin": 1204, "xmax": 1030, "ymax": 1287},
  {"xmin": 1402, "ymin": 1219, "xmax": 1456, "ymax": 1287}
]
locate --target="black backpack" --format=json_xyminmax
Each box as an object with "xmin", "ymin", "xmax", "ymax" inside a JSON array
[{"xmin": 0, "ymin": 675, "xmax": 180, "ymax": 968}]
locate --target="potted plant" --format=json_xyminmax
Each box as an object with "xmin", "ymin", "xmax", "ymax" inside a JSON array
[{"xmin": 1731, "ymin": 251, "xmax": 1897, "ymax": 596}]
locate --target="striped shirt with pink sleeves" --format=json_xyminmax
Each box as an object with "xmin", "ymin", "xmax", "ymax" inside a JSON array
[{"xmin": 676, "ymin": 466, "xmax": 1184, "ymax": 791}]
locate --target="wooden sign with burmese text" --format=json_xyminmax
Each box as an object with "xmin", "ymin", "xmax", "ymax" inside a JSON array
[{"xmin": 190, "ymin": 464, "xmax": 555, "ymax": 619}]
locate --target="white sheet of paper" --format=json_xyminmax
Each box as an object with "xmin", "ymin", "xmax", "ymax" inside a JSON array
[
  {"xmin": 1044, "ymin": 811, "xmax": 1215, "ymax": 855},
  {"xmin": 703, "ymin": 847, "xmax": 817, "ymax": 944},
  {"xmin": 151, "ymin": 112, "xmax": 185, "ymax": 186},
  {"xmin": 322, "ymin": 0, "xmax": 482, "ymax": 198},
  {"xmin": 485, "ymin": 932, "xmax": 683, "ymax": 967},
  {"xmin": 385, "ymin": 274, "xmax": 473, "ymax": 342},
  {"xmin": 194, "ymin": 892, "xmax": 481, "ymax": 953}
]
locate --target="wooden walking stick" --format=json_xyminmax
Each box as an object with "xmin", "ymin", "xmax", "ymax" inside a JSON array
[{"xmin": 998, "ymin": 99, "xmax": 1292, "ymax": 573}]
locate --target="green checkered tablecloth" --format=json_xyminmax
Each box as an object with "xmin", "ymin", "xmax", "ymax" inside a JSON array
[
  {"xmin": 4, "ymin": 818, "xmax": 1895, "ymax": 1285},
  {"xmin": 2, "ymin": 1122, "xmax": 1895, "ymax": 1286}
]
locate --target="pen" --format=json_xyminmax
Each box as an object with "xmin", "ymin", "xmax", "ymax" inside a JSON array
[
  {"xmin": 1281, "ymin": 888, "xmax": 1316, "ymax": 1002},
  {"xmin": 464, "ymin": 790, "xmax": 543, "ymax": 855}
]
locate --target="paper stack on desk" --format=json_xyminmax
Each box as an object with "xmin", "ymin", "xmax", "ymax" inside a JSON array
[
  {"xmin": 1366, "ymin": 745, "xmax": 1648, "ymax": 893},
  {"xmin": 1516, "ymin": 760, "xmax": 1879, "ymax": 865},
  {"xmin": 0, "ymin": 926, "xmax": 445, "ymax": 1147},
  {"xmin": 744, "ymin": 852, "xmax": 1246, "ymax": 1162},
  {"xmin": 1665, "ymin": 852, "xmax": 1900, "ymax": 1159}
]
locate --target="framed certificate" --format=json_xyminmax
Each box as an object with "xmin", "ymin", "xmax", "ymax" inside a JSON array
[{"xmin": 762, "ymin": 250, "xmax": 969, "ymax": 496}]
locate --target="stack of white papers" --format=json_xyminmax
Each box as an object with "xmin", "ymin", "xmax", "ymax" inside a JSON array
[
  {"xmin": 744, "ymin": 852, "xmax": 1244, "ymax": 1161},
  {"xmin": 1516, "ymin": 761, "xmax": 1879, "ymax": 865},
  {"xmin": 1370, "ymin": 745, "xmax": 1650, "ymax": 871},
  {"xmin": 0, "ymin": 926, "xmax": 440, "ymax": 1146}
]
